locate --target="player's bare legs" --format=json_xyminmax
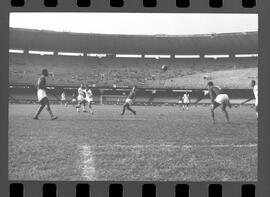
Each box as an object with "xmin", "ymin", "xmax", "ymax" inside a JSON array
[
  {"xmin": 33, "ymin": 102, "xmax": 45, "ymax": 120},
  {"xmin": 211, "ymin": 102, "xmax": 220, "ymax": 124},
  {"xmin": 221, "ymin": 103, "xmax": 230, "ymax": 123},
  {"xmin": 211, "ymin": 107, "xmax": 215, "ymax": 124},
  {"xmin": 121, "ymin": 103, "xmax": 136, "ymax": 115},
  {"xmin": 76, "ymin": 101, "xmax": 81, "ymax": 112},
  {"xmin": 77, "ymin": 100, "xmax": 86, "ymax": 112},
  {"xmin": 121, "ymin": 103, "xmax": 127, "ymax": 115},
  {"xmin": 82, "ymin": 102, "xmax": 86, "ymax": 112},
  {"xmin": 127, "ymin": 104, "xmax": 136, "ymax": 115},
  {"xmin": 34, "ymin": 98, "xmax": 57, "ymax": 120},
  {"xmin": 44, "ymin": 98, "xmax": 58, "ymax": 120},
  {"xmin": 88, "ymin": 102, "xmax": 93, "ymax": 114}
]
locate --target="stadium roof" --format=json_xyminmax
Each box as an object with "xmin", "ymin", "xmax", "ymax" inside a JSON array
[{"xmin": 10, "ymin": 28, "xmax": 258, "ymax": 55}]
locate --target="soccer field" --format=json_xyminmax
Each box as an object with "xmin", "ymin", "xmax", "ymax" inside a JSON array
[{"xmin": 9, "ymin": 104, "xmax": 257, "ymax": 181}]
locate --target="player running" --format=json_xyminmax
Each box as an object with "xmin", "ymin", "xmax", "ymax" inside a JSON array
[
  {"xmin": 207, "ymin": 81, "xmax": 231, "ymax": 124},
  {"xmin": 121, "ymin": 85, "xmax": 137, "ymax": 115},
  {"xmin": 33, "ymin": 69, "xmax": 58, "ymax": 120},
  {"xmin": 76, "ymin": 84, "xmax": 87, "ymax": 112},
  {"xmin": 182, "ymin": 91, "xmax": 190, "ymax": 111},
  {"xmin": 85, "ymin": 85, "xmax": 94, "ymax": 114}
]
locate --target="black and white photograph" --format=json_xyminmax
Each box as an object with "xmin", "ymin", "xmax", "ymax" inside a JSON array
[{"xmin": 9, "ymin": 13, "xmax": 258, "ymax": 181}]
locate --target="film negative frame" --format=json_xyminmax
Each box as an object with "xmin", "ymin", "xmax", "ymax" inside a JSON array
[{"xmin": 1, "ymin": 0, "xmax": 270, "ymax": 196}]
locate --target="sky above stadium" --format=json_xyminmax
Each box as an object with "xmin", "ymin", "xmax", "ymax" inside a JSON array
[{"xmin": 10, "ymin": 13, "xmax": 258, "ymax": 35}]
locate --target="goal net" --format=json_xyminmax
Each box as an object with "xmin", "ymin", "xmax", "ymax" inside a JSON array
[{"xmin": 100, "ymin": 95, "xmax": 127, "ymax": 105}]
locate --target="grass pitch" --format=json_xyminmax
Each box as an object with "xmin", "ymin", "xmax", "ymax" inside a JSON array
[{"xmin": 9, "ymin": 104, "xmax": 257, "ymax": 181}]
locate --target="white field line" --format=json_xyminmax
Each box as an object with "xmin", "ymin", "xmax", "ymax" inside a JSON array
[
  {"xmin": 78, "ymin": 144, "xmax": 96, "ymax": 180},
  {"xmin": 83, "ymin": 144, "xmax": 257, "ymax": 149}
]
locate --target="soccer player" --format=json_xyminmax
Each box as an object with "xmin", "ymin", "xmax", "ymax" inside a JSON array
[
  {"xmin": 33, "ymin": 69, "xmax": 58, "ymax": 120},
  {"xmin": 182, "ymin": 91, "xmax": 190, "ymax": 111},
  {"xmin": 61, "ymin": 91, "xmax": 67, "ymax": 106},
  {"xmin": 251, "ymin": 80, "xmax": 258, "ymax": 119},
  {"xmin": 71, "ymin": 93, "xmax": 77, "ymax": 107},
  {"xmin": 178, "ymin": 95, "xmax": 182, "ymax": 107},
  {"xmin": 76, "ymin": 84, "xmax": 87, "ymax": 112},
  {"xmin": 121, "ymin": 85, "xmax": 137, "ymax": 115},
  {"xmin": 85, "ymin": 85, "xmax": 94, "ymax": 114},
  {"xmin": 207, "ymin": 81, "xmax": 231, "ymax": 124},
  {"xmin": 241, "ymin": 80, "xmax": 258, "ymax": 119}
]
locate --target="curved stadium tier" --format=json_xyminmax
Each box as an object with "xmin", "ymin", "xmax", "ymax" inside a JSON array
[{"xmin": 9, "ymin": 28, "xmax": 258, "ymax": 89}]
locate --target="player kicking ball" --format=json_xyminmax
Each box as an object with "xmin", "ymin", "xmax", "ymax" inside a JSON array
[
  {"xmin": 121, "ymin": 85, "xmax": 137, "ymax": 115},
  {"xmin": 207, "ymin": 81, "xmax": 231, "ymax": 124},
  {"xmin": 85, "ymin": 85, "xmax": 94, "ymax": 114},
  {"xmin": 76, "ymin": 84, "xmax": 87, "ymax": 112},
  {"xmin": 33, "ymin": 69, "xmax": 58, "ymax": 120}
]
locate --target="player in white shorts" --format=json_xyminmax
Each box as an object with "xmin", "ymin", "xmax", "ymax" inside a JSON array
[
  {"xmin": 121, "ymin": 85, "xmax": 137, "ymax": 115},
  {"xmin": 33, "ymin": 69, "xmax": 57, "ymax": 120},
  {"xmin": 182, "ymin": 91, "xmax": 190, "ymax": 111},
  {"xmin": 207, "ymin": 81, "xmax": 231, "ymax": 124},
  {"xmin": 85, "ymin": 85, "xmax": 94, "ymax": 114},
  {"xmin": 76, "ymin": 84, "xmax": 87, "ymax": 112}
]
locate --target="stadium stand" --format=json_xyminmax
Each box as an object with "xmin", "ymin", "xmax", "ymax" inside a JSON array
[
  {"xmin": 10, "ymin": 28, "xmax": 257, "ymax": 55},
  {"xmin": 9, "ymin": 28, "xmax": 258, "ymax": 104},
  {"xmin": 9, "ymin": 53, "xmax": 257, "ymax": 88}
]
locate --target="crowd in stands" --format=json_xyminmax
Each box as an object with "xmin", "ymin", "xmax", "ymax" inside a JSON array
[{"xmin": 9, "ymin": 53, "xmax": 258, "ymax": 89}]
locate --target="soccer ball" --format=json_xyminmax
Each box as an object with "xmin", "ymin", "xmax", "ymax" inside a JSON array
[{"xmin": 161, "ymin": 65, "xmax": 168, "ymax": 72}]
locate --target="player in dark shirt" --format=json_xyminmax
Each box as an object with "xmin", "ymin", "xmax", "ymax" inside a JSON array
[
  {"xmin": 33, "ymin": 69, "xmax": 57, "ymax": 120},
  {"xmin": 207, "ymin": 81, "xmax": 231, "ymax": 124},
  {"xmin": 121, "ymin": 85, "xmax": 137, "ymax": 115}
]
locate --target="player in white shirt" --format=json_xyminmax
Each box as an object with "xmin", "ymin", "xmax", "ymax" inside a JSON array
[
  {"xmin": 61, "ymin": 91, "xmax": 67, "ymax": 106},
  {"xmin": 241, "ymin": 80, "xmax": 258, "ymax": 119},
  {"xmin": 252, "ymin": 80, "xmax": 258, "ymax": 119},
  {"xmin": 76, "ymin": 84, "xmax": 87, "ymax": 112},
  {"xmin": 85, "ymin": 85, "xmax": 94, "ymax": 114},
  {"xmin": 182, "ymin": 91, "xmax": 190, "ymax": 111}
]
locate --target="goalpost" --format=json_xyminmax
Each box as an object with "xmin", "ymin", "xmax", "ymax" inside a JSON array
[{"xmin": 100, "ymin": 95, "xmax": 127, "ymax": 105}]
